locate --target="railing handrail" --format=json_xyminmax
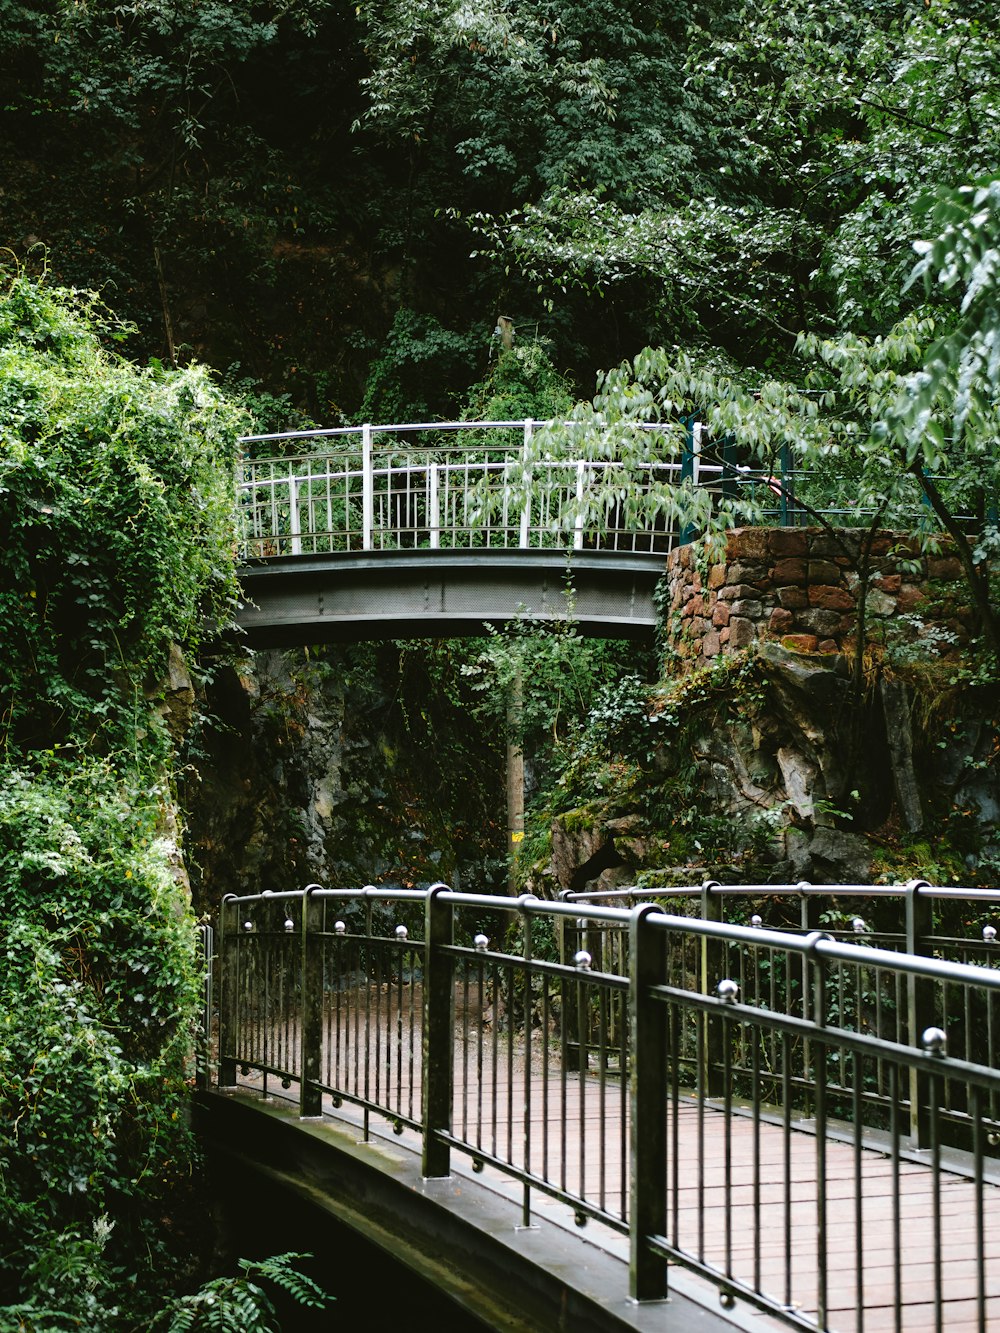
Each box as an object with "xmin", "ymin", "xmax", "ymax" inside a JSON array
[
  {"xmin": 221, "ymin": 882, "xmax": 1000, "ymax": 990},
  {"xmin": 238, "ymin": 418, "xmax": 680, "ymax": 446}
]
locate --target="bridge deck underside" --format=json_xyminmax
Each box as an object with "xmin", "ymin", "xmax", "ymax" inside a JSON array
[
  {"xmin": 230, "ymin": 1009, "xmax": 1000, "ymax": 1332},
  {"xmin": 235, "ymin": 549, "xmax": 664, "ymax": 645}
]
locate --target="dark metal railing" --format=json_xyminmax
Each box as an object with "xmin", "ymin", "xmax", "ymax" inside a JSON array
[
  {"xmin": 213, "ymin": 884, "xmax": 1000, "ymax": 1331},
  {"xmin": 560, "ymin": 879, "xmax": 1000, "ymax": 1145}
]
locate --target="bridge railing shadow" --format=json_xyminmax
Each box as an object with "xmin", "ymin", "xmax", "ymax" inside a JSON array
[{"xmin": 212, "ymin": 883, "xmax": 1000, "ymax": 1330}]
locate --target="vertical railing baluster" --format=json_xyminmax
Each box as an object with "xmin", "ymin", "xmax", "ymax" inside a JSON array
[
  {"xmin": 809, "ymin": 936, "xmax": 829, "ymax": 1330},
  {"xmin": 520, "ymin": 420, "xmax": 532, "ymax": 548},
  {"xmin": 218, "ymin": 895, "xmax": 237, "ymax": 1088},
  {"xmin": 362, "ymin": 423, "xmax": 373, "ymax": 551},
  {"xmin": 629, "ymin": 905, "xmax": 668, "ymax": 1302},
  {"xmin": 521, "ymin": 904, "xmax": 534, "ymax": 1226},
  {"xmin": 300, "ymin": 885, "xmax": 323, "ymax": 1117},
  {"xmin": 198, "ymin": 923, "xmax": 214, "ymax": 1092},
  {"xmin": 923, "ymin": 1026, "xmax": 947, "ymax": 1332},
  {"xmin": 429, "ymin": 461, "xmax": 440, "ymax": 549},
  {"xmin": 700, "ymin": 880, "xmax": 725, "ymax": 1096},
  {"xmin": 972, "ymin": 1084, "xmax": 986, "ymax": 1333},
  {"xmin": 422, "ymin": 884, "xmax": 454, "ymax": 1178},
  {"xmin": 906, "ymin": 879, "xmax": 933, "ymax": 1146}
]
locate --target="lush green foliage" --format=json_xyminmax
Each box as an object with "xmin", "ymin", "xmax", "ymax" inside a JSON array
[
  {"xmin": 462, "ymin": 613, "xmax": 648, "ymax": 763},
  {"xmin": 0, "ymin": 761, "xmax": 201, "ymax": 1322},
  {"xmin": 0, "ymin": 271, "xmax": 243, "ymax": 751},
  {"xmin": 0, "ymin": 275, "xmax": 271, "ymax": 1328},
  {"xmin": 3, "ymin": 0, "xmax": 998, "ymax": 402}
]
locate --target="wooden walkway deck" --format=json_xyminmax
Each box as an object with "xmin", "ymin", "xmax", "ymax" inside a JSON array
[{"xmin": 236, "ymin": 1035, "xmax": 1000, "ymax": 1332}]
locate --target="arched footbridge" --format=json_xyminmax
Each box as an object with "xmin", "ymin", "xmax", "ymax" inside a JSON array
[{"xmin": 234, "ymin": 419, "xmax": 773, "ymax": 645}]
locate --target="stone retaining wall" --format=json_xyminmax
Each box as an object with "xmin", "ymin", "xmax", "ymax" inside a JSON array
[{"xmin": 664, "ymin": 527, "xmax": 972, "ymax": 666}]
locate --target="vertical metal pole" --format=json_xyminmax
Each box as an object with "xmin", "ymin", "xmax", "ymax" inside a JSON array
[
  {"xmin": 289, "ymin": 472, "xmax": 302, "ymax": 556},
  {"xmin": 429, "ymin": 461, "xmax": 440, "ymax": 549},
  {"xmin": 700, "ymin": 880, "xmax": 725, "ymax": 1096},
  {"xmin": 573, "ymin": 460, "xmax": 587, "ymax": 550},
  {"xmin": 809, "ymin": 939, "xmax": 829, "ymax": 1329},
  {"xmin": 362, "ymin": 423, "xmax": 374, "ymax": 551},
  {"xmin": 300, "ymin": 887, "xmax": 323, "ymax": 1117},
  {"xmin": 422, "ymin": 884, "xmax": 454, "ymax": 1178},
  {"xmin": 679, "ymin": 417, "xmax": 696, "ymax": 545},
  {"xmin": 629, "ymin": 905, "xmax": 668, "ymax": 1301},
  {"xmin": 218, "ymin": 896, "xmax": 237, "ymax": 1088},
  {"xmin": 519, "ymin": 420, "xmax": 533, "ymax": 548},
  {"xmin": 521, "ymin": 902, "xmax": 535, "ymax": 1228},
  {"xmin": 198, "ymin": 924, "xmax": 214, "ymax": 1092},
  {"xmin": 906, "ymin": 879, "xmax": 933, "ymax": 1146}
]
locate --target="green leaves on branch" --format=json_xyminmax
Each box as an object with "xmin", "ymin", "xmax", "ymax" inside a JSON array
[
  {"xmin": 900, "ymin": 180, "xmax": 1000, "ymax": 454},
  {"xmin": 153, "ymin": 1253, "xmax": 331, "ymax": 1333}
]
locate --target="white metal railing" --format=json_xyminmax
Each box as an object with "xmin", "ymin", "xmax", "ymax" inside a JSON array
[{"xmin": 236, "ymin": 420, "xmax": 732, "ymax": 560}]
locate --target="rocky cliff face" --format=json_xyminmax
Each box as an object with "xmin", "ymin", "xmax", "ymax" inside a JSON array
[
  {"xmin": 182, "ymin": 644, "xmax": 505, "ymax": 914},
  {"xmin": 538, "ymin": 635, "xmax": 999, "ymax": 895}
]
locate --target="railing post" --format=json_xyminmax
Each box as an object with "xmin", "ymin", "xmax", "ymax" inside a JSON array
[
  {"xmin": 428, "ymin": 461, "xmax": 440, "ymax": 549},
  {"xmin": 797, "ymin": 882, "xmax": 820, "ymax": 1117},
  {"xmin": 519, "ymin": 419, "xmax": 533, "ymax": 548},
  {"xmin": 679, "ymin": 417, "xmax": 699, "ymax": 545},
  {"xmin": 629, "ymin": 904, "xmax": 668, "ymax": 1302},
  {"xmin": 906, "ymin": 878, "xmax": 934, "ymax": 1147},
  {"xmin": 422, "ymin": 883, "xmax": 454, "ymax": 1178},
  {"xmin": 289, "ymin": 471, "xmax": 302, "ymax": 556},
  {"xmin": 362, "ymin": 422, "xmax": 374, "ymax": 552},
  {"xmin": 300, "ymin": 886, "xmax": 324, "ymax": 1117},
  {"xmin": 700, "ymin": 880, "xmax": 726, "ymax": 1096},
  {"xmin": 218, "ymin": 896, "xmax": 237, "ymax": 1089},
  {"xmin": 804, "ymin": 931, "xmax": 830, "ymax": 1327},
  {"xmin": 573, "ymin": 460, "xmax": 587, "ymax": 550},
  {"xmin": 197, "ymin": 924, "xmax": 214, "ymax": 1092}
]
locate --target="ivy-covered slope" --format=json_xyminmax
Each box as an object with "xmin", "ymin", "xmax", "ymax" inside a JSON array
[{"xmin": 0, "ymin": 271, "xmax": 243, "ymax": 1329}]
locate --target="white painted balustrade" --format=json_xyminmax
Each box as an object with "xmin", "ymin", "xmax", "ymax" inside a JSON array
[{"xmin": 237, "ymin": 419, "xmax": 731, "ymax": 560}]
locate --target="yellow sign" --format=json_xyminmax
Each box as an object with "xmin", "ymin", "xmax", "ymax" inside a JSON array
[{"xmin": 510, "ymin": 831, "xmax": 525, "ymax": 844}]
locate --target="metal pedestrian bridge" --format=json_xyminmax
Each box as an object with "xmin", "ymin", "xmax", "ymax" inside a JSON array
[
  {"xmin": 234, "ymin": 418, "xmax": 761, "ymax": 645},
  {"xmin": 201, "ymin": 879, "xmax": 1000, "ymax": 1332}
]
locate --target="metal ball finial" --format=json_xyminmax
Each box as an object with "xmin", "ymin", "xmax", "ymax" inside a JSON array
[
  {"xmin": 395, "ymin": 924, "xmax": 408, "ymax": 941},
  {"xmin": 283, "ymin": 918, "xmax": 295, "ymax": 933},
  {"xmin": 242, "ymin": 920, "xmax": 254, "ymax": 932},
  {"xmin": 984, "ymin": 925, "xmax": 997, "ymax": 944},
  {"xmin": 474, "ymin": 933, "xmax": 489, "ymax": 953},
  {"xmin": 717, "ymin": 978, "xmax": 739, "ymax": 1003},
  {"xmin": 574, "ymin": 950, "xmax": 592, "ymax": 972},
  {"xmin": 852, "ymin": 917, "xmax": 867, "ymax": 935},
  {"xmin": 334, "ymin": 920, "xmax": 346, "ymax": 936},
  {"xmin": 922, "ymin": 1026, "xmax": 947, "ymax": 1056},
  {"xmin": 750, "ymin": 914, "xmax": 763, "ymax": 929}
]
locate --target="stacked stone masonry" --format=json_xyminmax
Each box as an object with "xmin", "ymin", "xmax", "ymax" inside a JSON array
[{"xmin": 665, "ymin": 527, "xmax": 972, "ymax": 666}]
